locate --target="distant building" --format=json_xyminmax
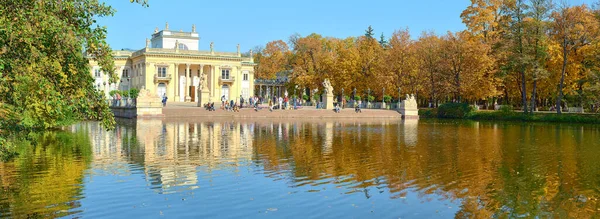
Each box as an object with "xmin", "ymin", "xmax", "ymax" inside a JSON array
[{"xmin": 90, "ymin": 23, "xmax": 256, "ymax": 103}]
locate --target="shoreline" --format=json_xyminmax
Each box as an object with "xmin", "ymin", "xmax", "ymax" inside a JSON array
[{"xmin": 160, "ymin": 103, "xmax": 406, "ymax": 119}]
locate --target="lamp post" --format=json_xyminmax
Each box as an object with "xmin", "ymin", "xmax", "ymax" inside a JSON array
[
  {"xmin": 398, "ymin": 87, "xmax": 402, "ymax": 108},
  {"xmin": 294, "ymin": 85, "xmax": 298, "ymax": 109},
  {"xmin": 341, "ymin": 88, "xmax": 344, "ymax": 109},
  {"xmin": 353, "ymin": 88, "xmax": 357, "ymax": 107},
  {"xmin": 367, "ymin": 88, "xmax": 371, "ymax": 109}
]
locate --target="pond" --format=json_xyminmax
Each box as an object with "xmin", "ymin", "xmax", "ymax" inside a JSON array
[{"xmin": 1, "ymin": 118, "xmax": 600, "ymax": 218}]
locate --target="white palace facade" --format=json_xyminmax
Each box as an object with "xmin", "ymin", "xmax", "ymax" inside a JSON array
[{"xmin": 90, "ymin": 23, "xmax": 256, "ymax": 103}]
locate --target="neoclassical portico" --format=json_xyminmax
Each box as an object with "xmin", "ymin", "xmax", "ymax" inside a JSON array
[{"xmin": 90, "ymin": 23, "xmax": 255, "ymax": 104}]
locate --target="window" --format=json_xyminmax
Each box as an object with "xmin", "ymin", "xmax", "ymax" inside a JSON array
[
  {"xmin": 122, "ymin": 69, "xmax": 129, "ymax": 78},
  {"xmin": 221, "ymin": 69, "xmax": 230, "ymax": 79},
  {"xmin": 178, "ymin": 43, "xmax": 189, "ymax": 50},
  {"xmin": 157, "ymin": 67, "xmax": 167, "ymax": 77},
  {"xmin": 243, "ymin": 73, "xmax": 249, "ymax": 81},
  {"xmin": 94, "ymin": 69, "xmax": 101, "ymax": 78}
]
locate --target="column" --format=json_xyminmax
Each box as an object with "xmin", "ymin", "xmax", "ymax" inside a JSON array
[
  {"xmin": 174, "ymin": 63, "xmax": 179, "ymax": 101},
  {"xmin": 185, "ymin": 63, "xmax": 191, "ymax": 102},
  {"xmin": 214, "ymin": 65, "xmax": 220, "ymax": 99}
]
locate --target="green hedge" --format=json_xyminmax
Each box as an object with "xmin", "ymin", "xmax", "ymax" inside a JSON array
[
  {"xmin": 418, "ymin": 105, "xmax": 600, "ymax": 124},
  {"xmin": 437, "ymin": 103, "xmax": 475, "ymax": 119}
]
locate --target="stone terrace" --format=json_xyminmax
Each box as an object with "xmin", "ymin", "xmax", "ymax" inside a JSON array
[{"xmin": 162, "ymin": 102, "xmax": 403, "ymax": 119}]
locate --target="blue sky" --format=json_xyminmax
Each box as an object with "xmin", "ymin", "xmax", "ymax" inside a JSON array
[{"xmin": 99, "ymin": 0, "xmax": 593, "ymax": 52}]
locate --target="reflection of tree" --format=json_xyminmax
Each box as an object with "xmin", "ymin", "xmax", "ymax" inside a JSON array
[
  {"xmin": 251, "ymin": 120, "xmax": 600, "ymax": 218},
  {"xmin": 0, "ymin": 131, "xmax": 92, "ymax": 218}
]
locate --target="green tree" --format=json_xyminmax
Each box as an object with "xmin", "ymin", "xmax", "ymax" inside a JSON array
[
  {"xmin": 0, "ymin": 0, "xmax": 117, "ymax": 130},
  {"xmin": 365, "ymin": 25, "xmax": 375, "ymax": 39},
  {"xmin": 378, "ymin": 32, "xmax": 388, "ymax": 48}
]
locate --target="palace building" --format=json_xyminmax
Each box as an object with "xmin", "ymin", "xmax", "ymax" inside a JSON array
[{"xmin": 90, "ymin": 23, "xmax": 256, "ymax": 103}]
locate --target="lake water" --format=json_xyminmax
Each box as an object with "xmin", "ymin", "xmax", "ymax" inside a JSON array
[{"xmin": 1, "ymin": 118, "xmax": 600, "ymax": 218}]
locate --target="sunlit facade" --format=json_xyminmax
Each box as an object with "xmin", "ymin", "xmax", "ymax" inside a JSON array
[{"xmin": 89, "ymin": 23, "xmax": 256, "ymax": 103}]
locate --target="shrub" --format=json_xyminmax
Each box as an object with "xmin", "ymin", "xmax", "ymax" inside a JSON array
[
  {"xmin": 498, "ymin": 105, "xmax": 514, "ymax": 114},
  {"xmin": 129, "ymin": 88, "xmax": 140, "ymax": 99},
  {"xmin": 367, "ymin": 95, "xmax": 375, "ymax": 102},
  {"xmin": 354, "ymin": 95, "xmax": 361, "ymax": 101},
  {"xmin": 109, "ymin": 90, "xmax": 119, "ymax": 97},
  {"xmin": 383, "ymin": 95, "xmax": 392, "ymax": 103},
  {"xmin": 419, "ymin": 108, "xmax": 438, "ymax": 118},
  {"xmin": 302, "ymin": 94, "xmax": 309, "ymax": 101},
  {"xmin": 344, "ymin": 95, "xmax": 350, "ymax": 101},
  {"xmin": 437, "ymin": 103, "xmax": 475, "ymax": 119},
  {"xmin": 313, "ymin": 94, "xmax": 321, "ymax": 101}
]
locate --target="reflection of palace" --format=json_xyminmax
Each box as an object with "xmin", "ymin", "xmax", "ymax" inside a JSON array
[
  {"xmin": 79, "ymin": 119, "xmax": 254, "ymax": 194},
  {"xmin": 89, "ymin": 23, "xmax": 255, "ymax": 103}
]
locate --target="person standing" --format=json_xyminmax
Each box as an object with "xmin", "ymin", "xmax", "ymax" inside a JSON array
[
  {"xmin": 278, "ymin": 96, "xmax": 283, "ymax": 110},
  {"xmin": 268, "ymin": 99, "xmax": 273, "ymax": 112},
  {"xmin": 221, "ymin": 95, "xmax": 226, "ymax": 110},
  {"xmin": 240, "ymin": 95, "xmax": 244, "ymax": 108},
  {"xmin": 162, "ymin": 93, "xmax": 168, "ymax": 107}
]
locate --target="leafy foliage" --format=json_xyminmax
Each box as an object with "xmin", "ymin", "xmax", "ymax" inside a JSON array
[
  {"xmin": 437, "ymin": 103, "xmax": 475, "ymax": 119},
  {"xmin": 0, "ymin": 1, "xmax": 117, "ymax": 130}
]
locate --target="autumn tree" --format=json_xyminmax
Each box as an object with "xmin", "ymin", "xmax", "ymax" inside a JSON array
[
  {"xmin": 356, "ymin": 35, "xmax": 385, "ymax": 98},
  {"xmin": 502, "ymin": 0, "xmax": 530, "ymax": 113},
  {"xmin": 254, "ymin": 40, "xmax": 290, "ymax": 79},
  {"xmin": 415, "ymin": 32, "xmax": 444, "ymax": 107},
  {"xmin": 440, "ymin": 31, "xmax": 495, "ymax": 102},
  {"xmin": 387, "ymin": 28, "xmax": 419, "ymax": 98},
  {"xmin": 524, "ymin": 0, "xmax": 553, "ymax": 112},
  {"xmin": 289, "ymin": 34, "xmax": 331, "ymax": 90},
  {"xmin": 550, "ymin": 4, "xmax": 599, "ymax": 114}
]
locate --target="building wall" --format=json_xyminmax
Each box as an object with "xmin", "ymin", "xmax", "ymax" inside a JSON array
[{"xmin": 92, "ymin": 54, "xmax": 255, "ymax": 104}]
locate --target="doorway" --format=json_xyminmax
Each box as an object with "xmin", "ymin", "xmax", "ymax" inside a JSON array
[
  {"xmin": 221, "ymin": 85, "xmax": 229, "ymax": 100},
  {"xmin": 157, "ymin": 83, "xmax": 167, "ymax": 98}
]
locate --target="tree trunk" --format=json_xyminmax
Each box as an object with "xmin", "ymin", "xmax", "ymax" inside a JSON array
[
  {"xmin": 521, "ymin": 69, "xmax": 528, "ymax": 113},
  {"xmin": 556, "ymin": 41, "xmax": 568, "ymax": 115},
  {"xmin": 531, "ymin": 79, "xmax": 537, "ymax": 113}
]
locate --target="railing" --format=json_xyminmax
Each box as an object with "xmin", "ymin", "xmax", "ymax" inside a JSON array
[
  {"xmin": 107, "ymin": 97, "xmax": 137, "ymax": 108},
  {"xmin": 154, "ymin": 73, "xmax": 172, "ymax": 83},
  {"xmin": 219, "ymin": 76, "xmax": 235, "ymax": 83},
  {"xmin": 127, "ymin": 48, "xmax": 251, "ymax": 60}
]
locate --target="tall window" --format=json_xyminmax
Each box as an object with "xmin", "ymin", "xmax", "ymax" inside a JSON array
[
  {"xmin": 157, "ymin": 67, "xmax": 167, "ymax": 77},
  {"xmin": 243, "ymin": 73, "xmax": 249, "ymax": 81},
  {"xmin": 122, "ymin": 69, "xmax": 129, "ymax": 78},
  {"xmin": 94, "ymin": 69, "xmax": 101, "ymax": 78},
  {"xmin": 221, "ymin": 69, "xmax": 230, "ymax": 79}
]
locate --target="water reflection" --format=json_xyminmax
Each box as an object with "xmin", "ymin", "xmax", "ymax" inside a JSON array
[
  {"xmin": 2, "ymin": 119, "xmax": 600, "ymax": 218},
  {"xmin": 0, "ymin": 132, "xmax": 91, "ymax": 218}
]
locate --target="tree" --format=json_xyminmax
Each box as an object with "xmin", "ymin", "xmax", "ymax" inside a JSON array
[
  {"xmin": 254, "ymin": 40, "xmax": 290, "ymax": 79},
  {"xmin": 550, "ymin": 4, "xmax": 599, "ymax": 114},
  {"xmin": 502, "ymin": 0, "xmax": 530, "ymax": 113},
  {"xmin": 130, "ymin": 0, "xmax": 149, "ymax": 7},
  {"xmin": 440, "ymin": 31, "xmax": 495, "ymax": 102},
  {"xmin": 365, "ymin": 25, "xmax": 375, "ymax": 39},
  {"xmin": 379, "ymin": 33, "xmax": 388, "ymax": 48},
  {"xmin": 0, "ymin": 0, "xmax": 117, "ymax": 130},
  {"xmin": 387, "ymin": 28, "xmax": 419, "ymax": 97},
  {"xmin": 415, "ymin": 32, "xmax": 444, "ymax": 107},
  {"xmin": 525, "ymin": 0, "xmax": 553, "ymax": 112}
]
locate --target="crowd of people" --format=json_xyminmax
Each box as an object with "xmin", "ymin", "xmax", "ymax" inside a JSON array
[{"xmin": 197, "ymin": 94, "xmax": 364, "ymax": 114}]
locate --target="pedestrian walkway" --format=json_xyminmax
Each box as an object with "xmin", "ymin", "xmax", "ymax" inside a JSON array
[{"xmin": 162, "ymin": 102, "xmax": 402, "ymax": 118}]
